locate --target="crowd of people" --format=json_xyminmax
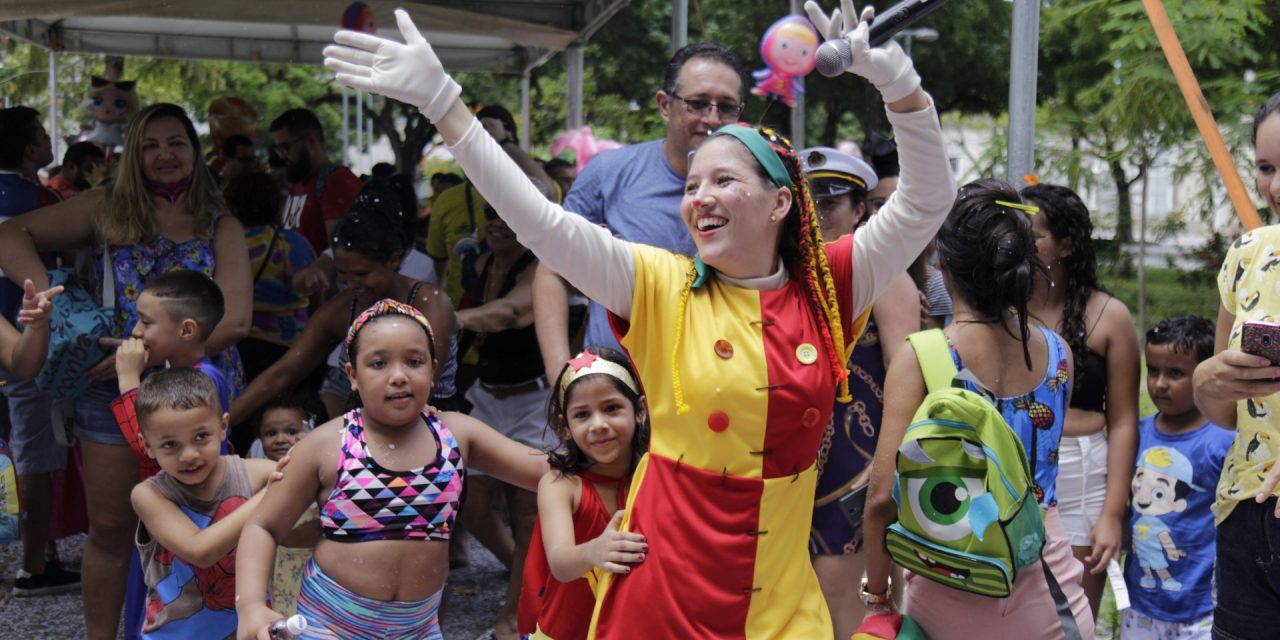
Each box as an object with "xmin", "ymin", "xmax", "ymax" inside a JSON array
[{"xmin": 0, "ymin": 3, "xmax": 1277, "ymax": 639}]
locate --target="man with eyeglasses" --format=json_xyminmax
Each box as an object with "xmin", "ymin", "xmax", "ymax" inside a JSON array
[
  {"xmin": 269, "ymin": 108, "xmax": 364, "ymax": 254},
  {"xmin": 533, "ymin": 43, "xmax": 747, "ymax": 382}
]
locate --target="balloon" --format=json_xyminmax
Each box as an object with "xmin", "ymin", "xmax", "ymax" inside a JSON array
[
  {"xmin": 206, "ymin": 97, "xmax": 261, "ymax": 172},
  {"xmin": 207, "ymin": 97, "xmax": 260, "ymax": 150},
  {"xmin": 751, "ymin": 15, "xmax": 819, "ymax": 108},
  {"xmin": 341, "ymin": 2, "xmax": 377, "ymax": 33},
  {"xmin": 550, "ymin": 127, "xmax": 622, "ymax": 173},
  {"xmin": 81, "ymin": 76, "xmax": 137, "ymax": 147}
]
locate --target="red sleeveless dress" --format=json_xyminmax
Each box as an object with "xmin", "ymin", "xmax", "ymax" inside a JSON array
[{"xmin": 518, "ymin": 471, "xmax": 629, "ymax": 639}]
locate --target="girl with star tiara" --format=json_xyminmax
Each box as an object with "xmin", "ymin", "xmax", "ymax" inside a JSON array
[{"xmin": 518, "ymin": 347, "xmax": 651, "ymax": 639}]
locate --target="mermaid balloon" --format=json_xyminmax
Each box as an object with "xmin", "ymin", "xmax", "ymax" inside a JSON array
[{"xmin": 751, "ymin": 15, "xmax": 819, "ymax": 108}]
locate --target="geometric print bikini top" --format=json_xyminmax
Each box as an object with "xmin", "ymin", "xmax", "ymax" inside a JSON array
[{"xmin": 319, "ymin": 408, "xmax": 464, "ymax": 542}]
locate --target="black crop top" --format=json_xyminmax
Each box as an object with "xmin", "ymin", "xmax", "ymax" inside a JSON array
[
  {"xmin": 474, "ymin": 250, "xmax": 543, "ymax": 385},
  {"xmin": 1069, "ymin": 346, "xmax": 1107, "ymax": 413}
]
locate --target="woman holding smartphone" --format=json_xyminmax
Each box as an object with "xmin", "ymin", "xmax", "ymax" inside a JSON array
[{"xmin": 1192, "ymin": 91, "xmax": 1280, "ymax": 639}]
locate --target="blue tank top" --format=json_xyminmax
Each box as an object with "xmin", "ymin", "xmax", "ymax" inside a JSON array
[{"xmin": 949, "ymin": 326, "xmax": 1071, "ymax": 508}]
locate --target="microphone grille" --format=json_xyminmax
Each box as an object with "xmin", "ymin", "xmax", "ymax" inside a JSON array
[{"xmin": 814, "ymin": 39, "xmax": 850, "ymax": 78}]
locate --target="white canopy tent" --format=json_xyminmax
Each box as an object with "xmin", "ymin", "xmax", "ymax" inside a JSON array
[
  {"xmin": 0, "ymin": 1, "xmax": 627, "ymax": 72},
  {"xmin": 0, "ymin": 0, "xmax": 629, "ymax": 159}
]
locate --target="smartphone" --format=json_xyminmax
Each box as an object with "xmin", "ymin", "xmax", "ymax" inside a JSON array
[
  {"xmin": 1242, "ymin": 320, "xmax": 1280, "ymax": 366},
  {"xmin": 838, "ymin": 484, "xmax": 869, "ymax": 529}
]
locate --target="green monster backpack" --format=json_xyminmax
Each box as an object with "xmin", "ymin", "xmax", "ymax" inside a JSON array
[{"xmin": 884, "ymin": 329, "xmax": 1046, "ymax": 598}]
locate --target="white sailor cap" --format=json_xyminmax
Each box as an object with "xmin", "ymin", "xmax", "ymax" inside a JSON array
[{"xmin": 800, "ymin": 146, "xmax": 878, "ymax": 198}]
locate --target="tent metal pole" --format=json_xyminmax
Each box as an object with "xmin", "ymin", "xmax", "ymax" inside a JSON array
[
  {"xmin": 48, "ymin": 50, "xmax": 58, "ymax": 164},
  {"xmin": 1006, "ymin": 0, "xmax": 1039, "ymax": 185},
  {"xmin": 789, "ymin": 0, "xmax": 804, "ymax": 150},
  {"xmin": 520, "ymin": 71, "xmax": 531, "ymax": 151},
  {"xmin": 356, "ymin": 88, "xmax": 364, "ymax": 171},
  {"xmin": 672, "ymin": 0, "xmax": 688, "ymax": 52},
  {"xmin": 342, "ymin": 85, "xmax": 349, "ymax": 166},
  {"xmin": 566, "ymin": 45, "xmax": 583, "ymax": 131}
]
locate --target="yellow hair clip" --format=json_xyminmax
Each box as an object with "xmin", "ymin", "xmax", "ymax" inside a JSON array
[{"xmin": 995, "ymin": 200, "xmax": 1039, "ymax": 215}]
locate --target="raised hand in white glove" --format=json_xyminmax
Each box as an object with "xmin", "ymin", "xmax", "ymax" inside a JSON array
[
  {"xmin": 804, "ymin": 0, "xmax": 921, "ymax": 103},
  {"xmin": 323, "ymin": 9, "xmax": 461, "ymax": 122}
]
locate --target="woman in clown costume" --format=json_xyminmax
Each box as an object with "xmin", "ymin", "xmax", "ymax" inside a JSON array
[{"xmin": 323, "ymin": 2, "xmax": 954, "ymax": 635}]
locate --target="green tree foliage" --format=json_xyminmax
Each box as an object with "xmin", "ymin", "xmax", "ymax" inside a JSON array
[
  {"xmin": 517, "ymin": 0, "xmax": 1013, "ymax": 150},
  {"xmin": 1036, "ymin": 0, "xmax": 1271, "ymax": 243},
  {"xmin": 0, "ymin": 40, "xmax": 351, "ymax": 158}
]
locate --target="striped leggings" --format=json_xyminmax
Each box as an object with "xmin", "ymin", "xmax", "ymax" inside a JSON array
[{"xmin": 295, "ymin": 559, "xmax": 443, "ymax": 639}]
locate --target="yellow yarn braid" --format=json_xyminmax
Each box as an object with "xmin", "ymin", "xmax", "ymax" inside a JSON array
[{"xmin": 669, "ymin": 259, "xmax": 698, "ymax": 415}]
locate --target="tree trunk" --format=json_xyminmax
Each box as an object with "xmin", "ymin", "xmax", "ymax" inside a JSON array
[
  {"xmin": 398, "ymin": 110, "xmax": 435, "ymax": 176},
  {"xmin": 370, "ymin": 99, "xmax": 437, "ymax": 177},
  {"xmin": 823, "ymin": 91, "xmax": 839, "ymax": 149},
  {"xmin": 1108, "ymin": 157, "xmax": 1133, "ymax": 276},
  {"xmin": 1109, "ymin": 158, "xmax": 1133, "ymax": 244}
]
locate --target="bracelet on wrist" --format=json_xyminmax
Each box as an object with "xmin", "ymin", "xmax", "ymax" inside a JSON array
[{"xmin": 859, "ymin": 576, "xmax": 893, "ymax": 606}]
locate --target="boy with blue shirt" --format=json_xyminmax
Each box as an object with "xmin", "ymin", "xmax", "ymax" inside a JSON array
[
  {"xmin": 1123, "ymin": 315, "xmax": 1233, "ymax": 639},
  {"xmin": 107, "ymin": 269, "xmax": 233, "ymax": 638}
]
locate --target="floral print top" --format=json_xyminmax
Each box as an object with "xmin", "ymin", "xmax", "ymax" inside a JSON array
[{"xmin": 90, "ymin": 232, "xmax": 244, "ymax": 393}]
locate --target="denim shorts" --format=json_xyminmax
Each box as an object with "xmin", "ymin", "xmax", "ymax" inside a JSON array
[
  {"xmin": 1, "ymin": 374, "xmax": 66, "ymax": 475},
  {"xmin": 73, "ymin": 379, "xmax": 128, "ymax": 446},
  {"xmin": 1213, "ymin": 497, "xmax": 1280, "ymax": 640}
]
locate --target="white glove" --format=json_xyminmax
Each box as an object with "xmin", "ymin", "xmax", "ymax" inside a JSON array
[
  {"xmin": 323, "ymin": 9, "xmax": 461, "ymax": 122},
  {"xmin": 804, "ymin": 0, "xmax": 921, "ymax": 103}
]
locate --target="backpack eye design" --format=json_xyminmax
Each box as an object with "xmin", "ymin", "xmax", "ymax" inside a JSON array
[
  {"xmin": 905, "ymin": 474, "xmax": 987, "ymax": 542},
  {"xmin": 899, "ymin": 439, "xmax": 997, "ymax": 543}
]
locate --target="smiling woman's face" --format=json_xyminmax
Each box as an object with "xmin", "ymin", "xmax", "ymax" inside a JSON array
[
  {"xmin": 140, "ymin": 116, "xmax": 194, "ymax": 184},
  {"xmin": 680, "ymin": 136, "xmax": 790, "ymax": 279}
]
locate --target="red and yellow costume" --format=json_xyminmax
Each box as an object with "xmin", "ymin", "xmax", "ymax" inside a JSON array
[
  {"xmin": 590, "ymin": 241, "xmax": 865, "ymax": 638},
  {"xmin": 441, "ymin": 94, "xmax": 953, "ymax": 638}
]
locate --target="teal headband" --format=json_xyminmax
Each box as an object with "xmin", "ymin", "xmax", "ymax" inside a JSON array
[{"xmin": 710, "ymin": 124, "xmax": 792, "ymax": 188}]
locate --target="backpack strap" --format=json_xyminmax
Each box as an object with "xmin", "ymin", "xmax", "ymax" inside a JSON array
[
  {"xmin": 906, "ymin": 329, "xmax": 959, "ymax": 393},
  {"xmin": 313, "ymin": 165, "xmax": 340, "ymax": 200},
  {"xmin": 1041, "ymin": 557, "xmax": 1084, "ymax": 640}
]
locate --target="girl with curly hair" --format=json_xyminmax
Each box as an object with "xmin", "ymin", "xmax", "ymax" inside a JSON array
[{"xmin": 1021, "ymin": 182, "xmax": 1141, "ymax": 618}]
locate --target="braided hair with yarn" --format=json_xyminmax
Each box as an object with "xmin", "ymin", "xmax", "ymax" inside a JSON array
[{"xmin": 669, "ymin": 125, "xmax": 851, "ymax": 413}]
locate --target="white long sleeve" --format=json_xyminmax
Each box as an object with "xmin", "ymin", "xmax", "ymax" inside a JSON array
[
  {"xmin": 850, "ymin": 98, "xmax": 956, "ymax": 317},
  {"xmin": 442, "ymin": 96, "xmax": 953, "ymax": 323},
  {"xmin": 445, "ymin": 119, "xmax": 636, "ymax": 318}
]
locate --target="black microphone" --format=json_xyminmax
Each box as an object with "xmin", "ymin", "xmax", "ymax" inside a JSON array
[{"xmin": 814, "ymin": 0, "xmax": 951, "ymax": 78}]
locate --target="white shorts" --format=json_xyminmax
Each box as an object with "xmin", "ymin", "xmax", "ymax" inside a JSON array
[
  {"xmin": 1120, "ymin": 608, "xmax": 1212, "ymax": 640},
  {"xmin": 1055, "ymin": 431, "xmax": 1109, "ymax": 547}
]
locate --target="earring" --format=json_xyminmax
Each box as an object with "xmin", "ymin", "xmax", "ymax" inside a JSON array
[{"xmin": 769, "ymin": 214, "xmax": 778, "ymax": 222}]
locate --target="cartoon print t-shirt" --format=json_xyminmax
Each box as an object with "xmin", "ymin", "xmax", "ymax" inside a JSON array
[
  {"xmin": 136, "ymin": 456, "xmax": 253, "ymax": 639},
  {"xmin": 1124, "ymin": 415, "xmax": 1232, "ymax": 623},
  {"xmin": 1216, "ymin": 226, "xmax": 1280, "ymax": 523}
]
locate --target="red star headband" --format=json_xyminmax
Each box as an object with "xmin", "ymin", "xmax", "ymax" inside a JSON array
[{"xmin": 557, "ymin": 351, "xmax": 639, "ymax": 404}]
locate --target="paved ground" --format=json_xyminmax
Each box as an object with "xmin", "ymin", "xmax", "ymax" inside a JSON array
[{"xmin": 0, "ymin": 533, "xmax": 511, "ymax": 639}]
